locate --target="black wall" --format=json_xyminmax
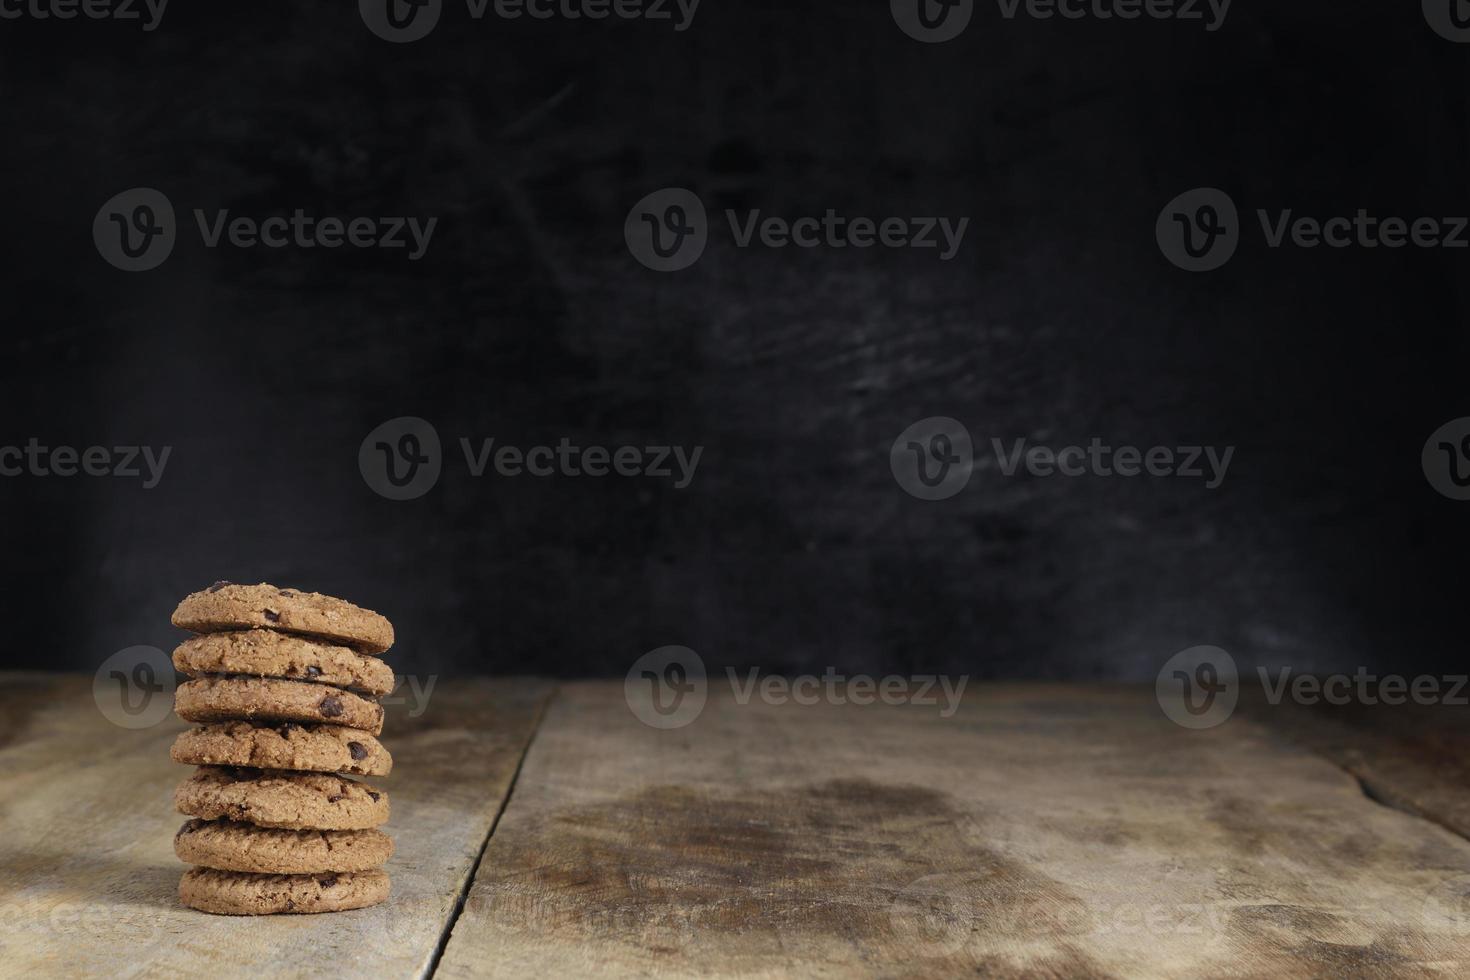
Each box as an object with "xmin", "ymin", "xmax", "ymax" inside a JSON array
[{"xmin": 1, "ymin": 1, "xmax": 1465, "ymax": 681}]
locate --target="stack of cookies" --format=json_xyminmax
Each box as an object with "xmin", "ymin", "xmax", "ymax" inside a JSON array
[{"xmin": 167, "ymin": 582, "xmax": 397, "ymax": 915}]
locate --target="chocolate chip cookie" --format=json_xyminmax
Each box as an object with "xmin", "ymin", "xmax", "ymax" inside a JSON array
[
  {"xmin": 174, "ymin": 676, "xmax": 384, "ymax": 735},
  {"xmin": 173, "ymin": 582, "xmax": 394, "ymax": 654},
  {"xmin": 179, "ymin": 867, "xmax": 391, "ymax": 915},
  {"xmin": 175, "ymin": 819, "xmax": 394, "ymax": 875},
  {"xmin": 173, "ymin": 629, "xmax": 395, "ymax": 696},
  {"xmin": 176, "ymin": 766, "xmax": 389, "ymax": 830},
  {"xmin": 171, "ymin": 721, "xmax": 392, "ymax": 777}
]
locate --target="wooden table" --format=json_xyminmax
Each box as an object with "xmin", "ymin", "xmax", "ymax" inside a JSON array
[{"xmin": 3, "ymin": 674, "xmax": 1469, "ymax": 978}]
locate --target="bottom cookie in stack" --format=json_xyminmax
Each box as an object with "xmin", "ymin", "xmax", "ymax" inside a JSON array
[
  {"xmin": 179, "ymin": 868, "xmax": 391, "ymax": 916},
  {"xmin": 173, "ymin": 766, "xmax": 393, "ymax": 914}
]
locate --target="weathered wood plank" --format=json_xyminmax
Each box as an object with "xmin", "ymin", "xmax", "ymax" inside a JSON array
[
  {"xmin": 438, "ymin": 681, "xmax": 1470, "ymax": 979},
  {"xmin": 0, "ymin": 673, "xmax": 553, "ymax": 980},
  {"xmin": 1248, "ymin": 695, "xmax": 1470, "ymax": 840}
]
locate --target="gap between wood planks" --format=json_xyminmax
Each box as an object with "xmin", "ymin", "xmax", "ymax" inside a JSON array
[
  {"xmin": 405, "ymin": 686, "xmax": 1470, "ymax": 978},
  {"xmin": 420, "ymin": 684, "xmax": 560, "ymax": 980},
  {"xmin": 1250, "ymin": 700, "xmax": 1470, "ymax": 846},
  {"xmin": 1342, "ymin": 764, "xmax": 1470, "ymax": 844}
]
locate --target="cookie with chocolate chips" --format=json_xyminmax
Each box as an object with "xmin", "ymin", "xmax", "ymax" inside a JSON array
[
  {"xmin": 174, "ymin": 676, "xmax": 384, "ymax": 735},
  {"xmin": 171, "ymin": 721, "xmax": 391, "ymax": 776},
  {"xmin": 173, "ymin": 582, "xmax": 394, "ymax": 654},
  {"xmin": 173, "ymin": 629, "xmax": 395, "ymax": 696},
  {"xmin": 174, "ymin": 819, "xmax": 394, "ymax": 875},
  {"xmin": 179, "ymin": 867, "xmax": 390, "ymax": 915},
  {"xmin": 175, "ymin": 766, "xmax": 389, "ymax": 830}
]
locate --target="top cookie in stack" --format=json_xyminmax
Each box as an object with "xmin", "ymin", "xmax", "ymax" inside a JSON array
[
  {"xmin": 168, "ymin": 582, "xmax": 397, "ymax": 915},
  {"xmin": 174, "ymin": 582, "xmax": 394, "ymax": 654}
]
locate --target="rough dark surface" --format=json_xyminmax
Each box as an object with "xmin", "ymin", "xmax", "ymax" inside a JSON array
[{"xmin": 0, "ymin": 2, "xmax": 1465, "ymax": 679}]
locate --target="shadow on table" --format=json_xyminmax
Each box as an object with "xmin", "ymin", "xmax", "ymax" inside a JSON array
[{"xmin": 0, "ymin": 846, "xmax": 181, "ymax": 919}]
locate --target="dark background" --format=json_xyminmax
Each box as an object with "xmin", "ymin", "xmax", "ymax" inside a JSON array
[{"xmin": 0, "ymin": 1, "xmax": 1464, "ymax": 682}]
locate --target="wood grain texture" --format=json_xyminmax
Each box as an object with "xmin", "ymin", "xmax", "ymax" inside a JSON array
[
  {"xmin": 0, "ymin": 673, "xmax": 552, "ymax": 980},
  {"xmin": 438, "ymin": 681, "xmax": 1470, "ymax": 979},
  {"xmin": 1249, "ymin": 696, "xmax": 1470, "ymax": 841}
]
